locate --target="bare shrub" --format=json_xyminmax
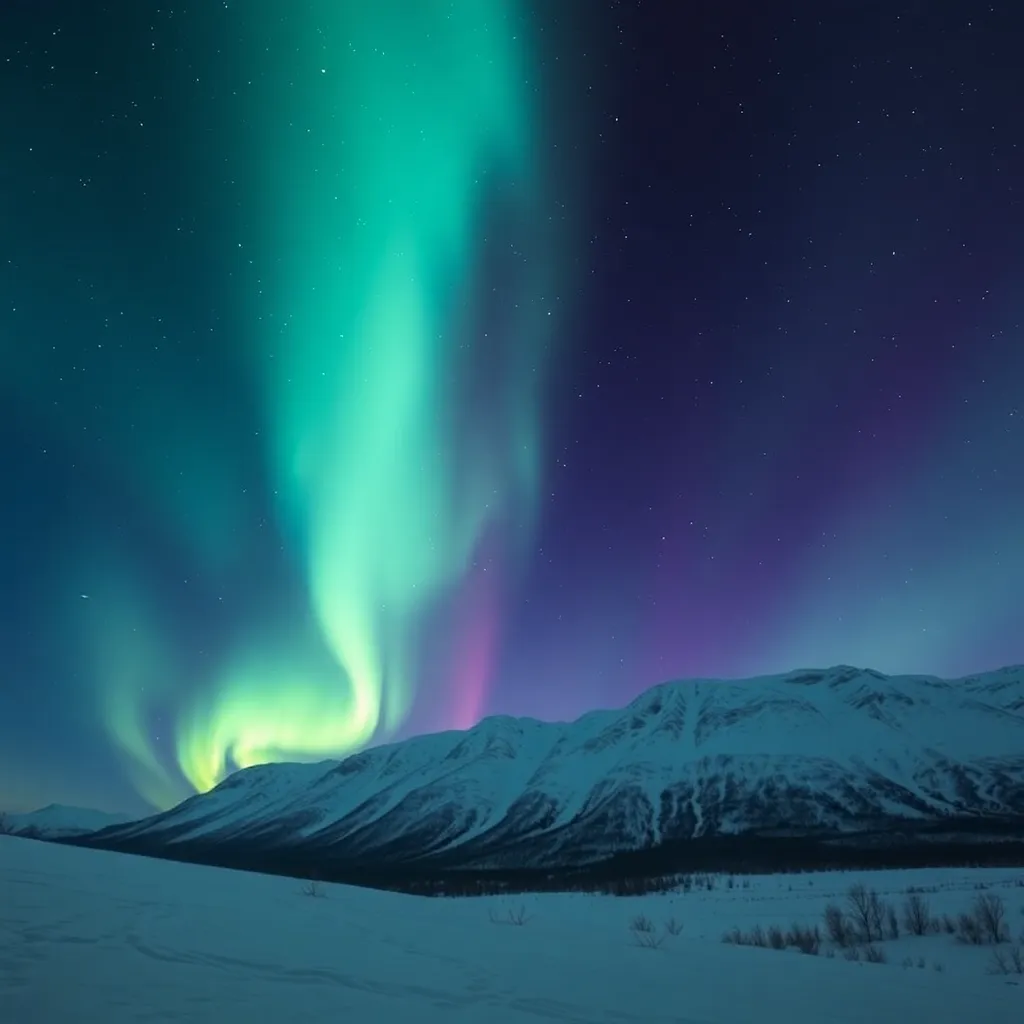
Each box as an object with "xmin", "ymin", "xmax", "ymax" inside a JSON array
[
  {"xmin": 863, "ymin": 944, "xmax": 888, "ymax": 964},
  {"xmin": 846, "ymin": 884, "xmax": 889, "ymax": 943},
  {"xmin": 725, "ymin": 922, "xmax": 818, "ymax": 953},
  {"xmin": 988, "ymin": 945, "xmax": 1024, "ymax": 976},
  {"xmin": 489, "ymin": 905, "xmax": 530, "ymax": 926},
  {"xmin": 630, "ymin": 913, "xmax": 656, "ymax": 934},
  {"xmin": 902, "ymin": 894, "xmax": 932, "ymax": 936},
  {"xmin": 632, "ymin": 925, "xmax": 664, "ymax": 949},
  {"xmin": 956, "ymin": 911, "xmax": 984, "ymax": 945},
  {"xmin": 886, "ymin": 904, "xmax": 899, "ymax": 940},
  {"xmin": 933, "ymin": 961, "xmax": 944, "ymax": 973},
  {"xmin": 663, "ymin": 917, "xmax": 683, "ymax": 936},
  {"xmin": 973, "ymin": 893, "xmax": 1009, "ymax": 944},
  {"xmin": 507, "ymin": 905, "xmax": 530, "ymax": 926},
  {"xmin": 301, "ymin": 879, "xmax": 325, "ymax": 898},
  {"xmin": 786, "ymin": 923, "xmax": 821, "ymax": 955},
  {"xmin": 941, "ymin": 913, "xmax": 957, "ymax": 934},
  {"xmin": 824, "ymin": 903, "xmax": 854, "ymax": 947},
  {"xmin": 843, "ymin": 946, "xmax": 861, "ymax": 962},
  {"xmin": 955, "ymin": 895, "xmax": 1010, "ymax": 946}
]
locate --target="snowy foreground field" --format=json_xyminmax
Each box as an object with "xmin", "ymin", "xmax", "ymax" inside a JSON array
[{"xmin": 1, "ymin": 836, "xmax": 1022, "ymax": 1023}]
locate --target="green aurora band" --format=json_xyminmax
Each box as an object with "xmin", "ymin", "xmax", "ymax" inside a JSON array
[{"xmin": 154, "ymin": 1, "xmax": 553, "ymax": 798}]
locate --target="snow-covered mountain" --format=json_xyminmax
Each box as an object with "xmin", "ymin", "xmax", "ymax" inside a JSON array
[
  {"xmin": 89, "ymin": 665, "xmax": 1024, "ymax": 870},
  {"xmin": 4, "ymin": 804, "xmax": 138, "ymax": 839}
]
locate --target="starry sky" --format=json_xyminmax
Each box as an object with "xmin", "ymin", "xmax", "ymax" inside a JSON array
[{"xmin": 2, "ymin": 0, "xmax": 1022, "ymax": 815}]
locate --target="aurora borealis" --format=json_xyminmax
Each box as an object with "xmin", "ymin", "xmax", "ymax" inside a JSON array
[
  {"xmin": 177, "ymin": 0, "xmax": 554, "ymax": 797},
  {"xmin": 2, "ymin": 2, "xmax": 1023, "ymax": 815}
]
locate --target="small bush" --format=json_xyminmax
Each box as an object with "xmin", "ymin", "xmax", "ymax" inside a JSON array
[
  {"xmin": 843, "ymin": 946, "xmax": 861, "ymax": 962},
  {"xmin": 824, "ymin": 903, "xmax": 854, "ymax": 947},
  {"xmin": 301, "ymin": 879, "xmax": 325, "ymax": 898},
  {"xmin": 508, "ymin": 905, "xmax": 530, "ymax": 926},
  {"xmin": 786, "ymin": 923, "xmax": 821, "ymax": 955},
  {"xmin": 723, "ymin": 922, "xmax": 820, "ymax": 955},
  {"xmin": 957, "ymin": 895, "xmax": 1009, "ymax": 945},
  {"xmin": 988, "ymin": 945, "xmax": 1024, "ymax": 976},
  {"xmin": 863, "ymin": 944, "xmax": 888, "ymax": 964},
  {"xmin": 973, "ymin": 893, "xmax": 1009, "ymax": 944},
  {"xmin": 489, "ymin": 905, "xmax": 530, "ymax": 926},
  {"xmin": 846, "ymin": 883, "xmax": 890, "ymax": 943},
  {"xmin": 663, "ymin": 917, "xmax": 683, "ymax": 936},
  {"xmin": 902, "ymin": 894, "xmax": 932, "ymax": 936},
  {"xmin": 631, "ymin": 921, "xmax": 664, "ymax": 949},
  {"xmin": 630, "ymin": 913, "xmax": 656, "ymax": 934},
  {"xmin": 956, "ymin": 911, "xmax": 984, "ymax": 945},
  {"xmin": 722, "ymin": 925, "xmax": 770, "ymax": 948},
  {"xmin": 941, "ymin": 913, "xmax": 957, "ymax": 934}
]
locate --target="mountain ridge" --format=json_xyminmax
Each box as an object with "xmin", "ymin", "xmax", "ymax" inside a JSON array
[{"xmin": 76, "ymin": 663, "xmax": 1024, "ymax": 871}]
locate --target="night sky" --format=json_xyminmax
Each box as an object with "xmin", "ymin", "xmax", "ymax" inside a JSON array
[{"xmin": 3, "ymin": 1, "xmax": 1022, "ymax": 815}]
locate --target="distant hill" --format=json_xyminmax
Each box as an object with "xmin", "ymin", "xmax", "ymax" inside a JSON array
[{"xmin": 3, "ymin": 803, "xmax": 139, "ymax": 839}]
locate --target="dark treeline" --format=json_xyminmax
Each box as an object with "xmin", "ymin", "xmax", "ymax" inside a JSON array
[{"xmin": 44, "ymin": 820, "xmax": 1024, "ymax": 897}]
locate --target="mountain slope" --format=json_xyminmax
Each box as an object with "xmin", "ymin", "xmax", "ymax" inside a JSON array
[{"xmin": 91, "ymin": 665, "xmax": 1024, "ymax": 869}]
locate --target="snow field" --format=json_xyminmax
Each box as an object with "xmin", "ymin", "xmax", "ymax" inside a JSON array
[{"xmin": 2, "ymin": 836, "xmax": 1022, "ymax": 1023}]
